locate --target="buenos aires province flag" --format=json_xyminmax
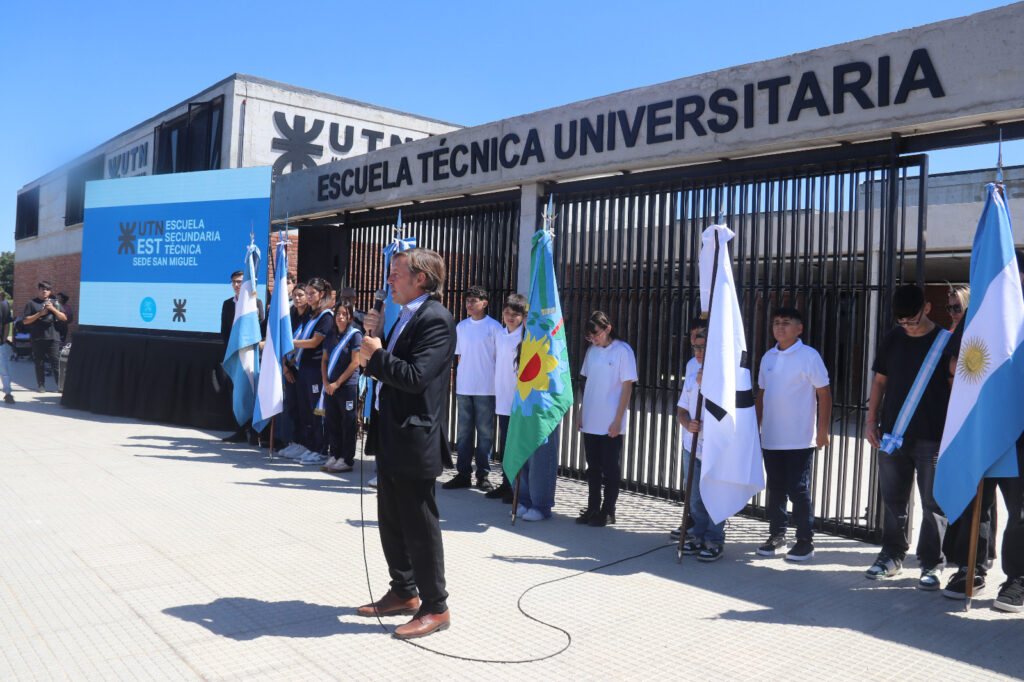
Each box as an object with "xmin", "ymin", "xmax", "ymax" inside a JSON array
[
  {"xmin": 935, "ymin": 183, "xmax": 1024, "ymax": 522},
  {"xmin": 698, "ymin": 224, "xmax": 765, "ymax": 524},
  {"xmin": 223, "ymin": 243, "xmax": 263, "ymax": 426},
  {"xmin": 253, "ymin": 238, "xmax": 295, "ymax": 433},
  {"xmin": 504, "ymin": 229, "xmax": 572, "ymax": 481}
]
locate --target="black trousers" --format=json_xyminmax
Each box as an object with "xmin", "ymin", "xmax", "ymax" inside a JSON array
[
  {"xmin": 324, "ymin": 382, "xmax": 358, "ymax": 465},
  {"xmin": 32, "ymin": 339, "xmax": 60, "ymax": 388},
  {"xmin": 377, "ymin": 471, "xmax": 448, "ymax": 614},
  {"xmin": 583, "ymin": 433, "xmax": 622, "ymax": 513},
  {"xmin": 944, "ymin": 437, "xmax": 1024, "ymax": 578}
]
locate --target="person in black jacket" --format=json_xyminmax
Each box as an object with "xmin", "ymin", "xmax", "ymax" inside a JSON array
[
  {"xmin": 220, "ymin": 270, "xmax": 264, "ymax": 443},
  {"xmin": 23, "ymin": 281, "xmax": 67, "ymax": 392},
  {"xmin": 355, "ymin": 248, "xmax": 456, "ymax": 640}
]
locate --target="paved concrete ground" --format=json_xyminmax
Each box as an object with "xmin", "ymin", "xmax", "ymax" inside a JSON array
[{"xmin": 2, "ymin": 358, "xmax": 1023, "ymax": 681}]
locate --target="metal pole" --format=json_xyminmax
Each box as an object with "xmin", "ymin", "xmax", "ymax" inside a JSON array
[{"xmin": 678, "ymin": 229, "xmax": 720, "ymax": 562}]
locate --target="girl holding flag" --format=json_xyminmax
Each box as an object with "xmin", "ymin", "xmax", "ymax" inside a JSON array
[
  {"xmin": 287, "ymin": 277, "xmax": 334, "ymax": 464},
  {"xmin": 320, "ymin": 301, "xmax": 363, "ymax": 473}
]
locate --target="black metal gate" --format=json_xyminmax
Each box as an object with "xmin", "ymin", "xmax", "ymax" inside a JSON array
[{"xmin": 548, "ymin": 150, "xmax": 927, "ymax": 542}]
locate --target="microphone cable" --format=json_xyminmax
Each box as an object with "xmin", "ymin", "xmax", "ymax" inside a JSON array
[{"xmin": 356, "ymin": 454, "xmax": 675, "ymax": 664}]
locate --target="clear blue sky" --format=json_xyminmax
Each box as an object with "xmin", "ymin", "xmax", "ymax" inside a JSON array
[{"xmin": 1, "ymin": 0, "xmax": 1020, "ymax": 254}]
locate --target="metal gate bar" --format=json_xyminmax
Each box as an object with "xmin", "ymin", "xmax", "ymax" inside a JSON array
[{"xmin": 549, "ymin": 153, "xmax": 926, "ymax": 541}]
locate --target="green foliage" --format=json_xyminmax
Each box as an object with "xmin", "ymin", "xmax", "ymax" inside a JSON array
[{"xmin": 0, "ymin": 250, "xmax": 12, "ymax": 298}]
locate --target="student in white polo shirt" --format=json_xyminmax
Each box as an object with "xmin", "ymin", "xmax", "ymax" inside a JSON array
[
  {"xmin": 576, "ymin": 310, "xmax": 638, "ymax": 527},
  {"xmin": 444, "ymin": 285, "xmax": 504, "ymax": 491},
  {"xmin": 755, "ymin": 306, "xmax": 832, "ymax": 562}
]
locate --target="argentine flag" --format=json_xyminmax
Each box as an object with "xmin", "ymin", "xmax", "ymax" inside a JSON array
[
  {"xmin": 253, "ymin": 238, "xmax": 294, "ymax": 433},
  {"xmin": 698, "ymin": 224, "xmax": 765, "ymax": 524},
  {"xmin": 935, "ymin": 183, "xmax": 1024, "ymax": 522},
  {"xmin": 223, "ymin": 243, "xmax": 263, "ymax": 426}
]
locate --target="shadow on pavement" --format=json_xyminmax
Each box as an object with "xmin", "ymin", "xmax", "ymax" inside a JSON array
[{"xmin": 162, "ymin": 597, "xmax": 383, "ymax": 640}]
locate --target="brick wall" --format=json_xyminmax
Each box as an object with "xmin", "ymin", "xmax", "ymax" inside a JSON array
[
  {"xmin": 267, "ymin": 231, "xmax": 299, "ymax": 296},
  {"xmin": 13, "ymin": 254, "xmax": 82, "ymax": 337}
]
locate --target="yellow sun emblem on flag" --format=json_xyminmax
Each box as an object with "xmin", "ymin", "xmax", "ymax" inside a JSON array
[
  {"xmin": 957, "ymin": 336, "xmax": 992, "ymax": 384},
  {"xmin": 516, "ymin": 333, "xmax": 559, "ymax": 401}
]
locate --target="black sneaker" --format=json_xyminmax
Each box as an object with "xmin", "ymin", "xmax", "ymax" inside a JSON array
[
  {"xmin": 485, "ymin": 482, "xmax": 511, "ymax": 499},
  {"xmin": 942, "ymin": 567, "xmax": 985, "ymax": 600},
  {"xmin": 756, "ymin": 534, "xmax": 787, "ymax": 557},
  {"xmin": 994, "ymin": 576, "xmax": 1024, "ymax": 613},
  {"xmin": 476, "ymin": 477, "xmax": 494, "ymax": 492},
  {"xmin": 918, "ymin": 565, "xmax": 943, "ymax": 591},
  {"xmin": 785, "ymin": 540, "xmax": 815, "ymax": 562},
  {"xmin": 680, "ymin": 540, "xmax": 703, "ymax": 556},
  {"xmin": 865, "ymin": 551, "xmax": 903, "ymax": 580},
  {"xmin": 697, "ymin": 544, "xmax": 724, "ymax": 562},
  {"xmin": 576, "ymin": 508, "xmax": 599, "ymax": 525},
  {"xmin": 3, "ymin": 393, "xmax": 13, "ymax": 404},
  {"xmin": 441, "ymin": 473, "xmax": 472, "ymax": 490}
]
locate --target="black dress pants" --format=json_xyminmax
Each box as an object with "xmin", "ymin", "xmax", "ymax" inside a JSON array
[
  {"xmin": 32, "ymin": 339, "xmax": 60, "ymax": 388},
  {"xmin": 376, "ymin": 471, "xmax": 448, "ymax": 614}
]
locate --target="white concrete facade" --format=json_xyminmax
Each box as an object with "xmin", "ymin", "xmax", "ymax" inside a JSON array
[{"xmin": 14, "ymin": 74, "xmax": 459, "ymax": 267}]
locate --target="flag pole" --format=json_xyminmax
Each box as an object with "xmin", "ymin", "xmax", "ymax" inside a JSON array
[
  {"xmin": 268, "ymin": 416, "xmax": 275, "ymax": 461},
  {"xmin": 678, "ymin": 228, "xmax": 721, "ymax": 562},
  {"xmin": 510, "ymin": 472, "xmax": 522, "ymax": 526},
  {"xmin": 963, "ymin": 480, "xmax": 985, "ymax": 611}
]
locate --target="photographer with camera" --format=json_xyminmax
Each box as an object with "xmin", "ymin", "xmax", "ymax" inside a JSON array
[{"xmin": 23, "ymin": 281, "xmax": 66, "ymax": 393}]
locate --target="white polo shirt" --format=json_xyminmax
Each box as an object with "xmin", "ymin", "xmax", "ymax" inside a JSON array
[
  {"xmin": 494, "ymin": 325, "xmax": 524, "ymax": 416},
  {"xmin": 580, "ymin": 339, "xmax": 638, "ymax": 435},
  {"xmin": 455, "ymin": 315, "xmax": 503, "ymax": 395},
  {"xmin": 757, "ymin": 339, "xmax": 830, "ymax": 450},
  {"xmin": 677, "ymin": 356, "xmax": 703, "ymax": 459}
]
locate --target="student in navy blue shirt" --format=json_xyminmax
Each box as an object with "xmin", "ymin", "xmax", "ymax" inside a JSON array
[{"xmin": 320, "ymin": 300, "xmax": 363, "ymax": 473}]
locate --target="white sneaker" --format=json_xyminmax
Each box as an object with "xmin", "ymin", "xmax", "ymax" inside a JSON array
[
  {"xmin": 321, "ymin": 456, "xmax": 338, "ymax": 470},
  {"xmin": 510, "ymin": 504, "xmax": 529, "ymax": 517},
  {"xmin": 283, "ymin": 443, "xmax": 303, "ymax": 456},
  {"xmin": 367, "ymin": 477, "xmax": 378, "ymax": 488},
  {"xmin": 300, "ymin": 451, "xmax": 322, "ymax": 463},
  {"xmin": 522, "ymin": 508, "xmax": 547, "ymax": 522}
]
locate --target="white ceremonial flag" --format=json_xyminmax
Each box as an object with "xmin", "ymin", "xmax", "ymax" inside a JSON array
[{"xmin": 698, "ymin": 224, "xmax": 765, "ymax": 524}]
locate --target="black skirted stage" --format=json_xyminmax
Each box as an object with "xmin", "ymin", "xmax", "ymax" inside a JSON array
[{"xmin": 61, "ymin": 327, "xmax": 236, "ymax": 431}]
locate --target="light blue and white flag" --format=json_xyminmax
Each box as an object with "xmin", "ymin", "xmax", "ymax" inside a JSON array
[
  {"xmin": 223, "ymin": 243, "xmax": 263, "ymax": 426},
  {"xmin": 698, "ymin": 224, "xmax": 765, "ymax": 524},
  {"xmin": 253, "ymin": 237, "xmax": 294, "ymax": 433},
  {"xmin": 935, "ymin": 183, "xmax": 1024, "ymax": 522},
  {"xmin": 362, "ymin": 231, "xmax": 417, "ymax": 420}
]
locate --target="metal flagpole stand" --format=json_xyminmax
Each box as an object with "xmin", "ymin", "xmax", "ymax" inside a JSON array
[{"xmin": 678, "ymin": 214, "xmax": 723, "ymax": 563}]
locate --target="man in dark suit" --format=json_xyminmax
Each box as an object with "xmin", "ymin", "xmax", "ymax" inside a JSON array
[
  {"xmin": 356, "ymin": 248, "xmax": 456, "ymax": 639},
  {"xmin": 221, "ymin": 270, "xmax": 265, "ymax": 444}
]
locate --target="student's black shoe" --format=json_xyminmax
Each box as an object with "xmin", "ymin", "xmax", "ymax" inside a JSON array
[
  {"xmin": 942, "ymin": 567, "xmax": 985, "ymax": 599},
  {"xmin": 222, "ymin": 429, "xmax": 248, "ymax": 443},
  {"xmin": 697, "ymin": 544, "xmax": 724, "ymax": 562},
  {"xmin": 588, "ymin": 509, "xmax": 615, "ymax": 527},
  {"xmin": 785, "ymin": 540, "xmax": 815, "ymax": 562},
  {"xmin": 576, "ymin": 508, "xmax": 599, "ymax": 525},
  {"xmin": 994, "ymin": 576, "xmax": 1024, "ymax": 612},
  {"xmin": 441, "ymin": 473, "xmax": 472, "ymax": 490},
  {"xmin": 476, "ymin": 477, "xmax": 494, "ymax": 492},
  {"xmin": 756, "ymin": 533, "xmax": 788, "ymax": 557},
  {"xmin": 485, "ymin": 482, "xmax": 511, "ymax": 499},
  {"xmin": 681, "ymin": 541, "xmax": 703, "ymax": 556},
  {"xmin": 3, "ymin": 394, "xmax": 13, "ymax": 404}
]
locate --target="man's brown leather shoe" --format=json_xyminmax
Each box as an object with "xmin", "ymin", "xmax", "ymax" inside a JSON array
[
  {"xmin": 393, "ymin": 610, "xmax": 450, "ymax": 639},
  {"xmin": 356, "ymin": 591, "xmax": 420, "ymax": 617}
]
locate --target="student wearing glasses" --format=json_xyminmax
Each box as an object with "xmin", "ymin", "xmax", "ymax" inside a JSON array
[
  {"xmin": 864, "ymin": 284, "xmax": 953, "ymax": 589},
  {"xmin": 576, "ymin": 311, "xmax": 638, "ymax": 527},
  {"xmin": 945, "ymin": 284, "xmax": 970, "ymax": 331}
]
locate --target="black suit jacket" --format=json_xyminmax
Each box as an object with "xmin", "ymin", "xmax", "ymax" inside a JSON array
[
  {"xmin": 367, "ymin": 297, "xmax": 456, "ymax": 479},
  {"xmin": 221, "ymin": 297, "xmax": 265, "ymax": 345}
]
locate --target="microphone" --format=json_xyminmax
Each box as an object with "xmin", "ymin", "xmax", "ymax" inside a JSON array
[{"xmin": 368, "ymin": 288, "xmax": 387, "ymax": 338}]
